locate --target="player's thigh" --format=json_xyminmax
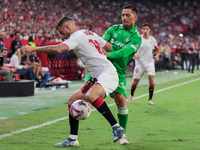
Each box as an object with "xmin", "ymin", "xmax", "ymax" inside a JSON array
[
  {"xmin": 133, "ymin": 64, "xmax": 145, "ymax": 79},
  {"xmin": 86, "ymin": 83, "xmax": 106, "ymax": 104},
  {"xmin": 97, "ymin": 70, "xmax": 118, "ymax": 97},
  {"xmin": 86, "ymin": 71, "xmax": 118, "ymax": 103},
  {"xmin": 68, "ymin": 87, "xmax": 88, "ymax": 105},
  {"xmin": 112, "ymin": 92, "xmax": 127, "ymax": 107},
  {"xmin": 112, "ymin": 74, "xmax": 127, "ymax": 98}
]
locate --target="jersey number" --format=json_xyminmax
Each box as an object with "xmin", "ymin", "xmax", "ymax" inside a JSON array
[{"xmin": 89, "ymin": 39, "xmax": 106, "ymax": 55}]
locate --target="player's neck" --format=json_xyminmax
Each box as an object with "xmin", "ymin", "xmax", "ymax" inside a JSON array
[
  {"xmin": 142, "ymin": 34, "xmax": 149, "ymax": 39},
  {"xmin": 123, "ymin": 24, "xmax": 135, "ymax": 31}
]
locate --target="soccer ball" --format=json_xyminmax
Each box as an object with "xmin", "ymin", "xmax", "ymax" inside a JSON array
[{"xmin": 70, "ymin": 100, "xmax": 91, "ymax": 120}]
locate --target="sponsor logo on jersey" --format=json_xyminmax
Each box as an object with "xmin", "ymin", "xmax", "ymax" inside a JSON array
[
  {"xmin": 125, "ymin": 38, "xmax": 129, "ymax": 42},
  {"xmin": 131, "ymin": 44, "xmax": 137, "ymax": 50},
  {"xmin": 113, "ymin": 34, "xmax": 117, "ymax": 38},
  {"xmin": 118, "ymin": 83, "xmax": 127, "ymax": 90},
  {"xmin": 110, "ymin": 38, "xmax": 126, "ymax": 48}
]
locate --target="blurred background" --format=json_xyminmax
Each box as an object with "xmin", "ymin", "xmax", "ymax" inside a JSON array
[{"xmin": 0, "ymin": 0, "xmax": 199, "ymax": 80}]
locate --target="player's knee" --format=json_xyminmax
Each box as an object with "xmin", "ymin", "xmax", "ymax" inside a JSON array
[
  {"xmin": 68, "ymin": 96, "xmax": 77, "ymax": 106},
  {"xmin": 114, "ymin": 95, "xmax": 127, "ymax": 107},
  {"xmin": 133, "ymin": 80, "xmax": 139, "ymax": 86},
  {"xmin": 85, "ymin": 93, "xmax": 96, "ymax": 104},
  {"xmin": 148, "ymin": 77, "xmax": 154, "ymax": 84}
]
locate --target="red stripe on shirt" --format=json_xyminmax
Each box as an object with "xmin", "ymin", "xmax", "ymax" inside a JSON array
[
  {"xmin": 62, "ymin": 43, "xmax": 70, "ymax": 51},
  {"xmin": 103, "ymin": 41, "xmax": 108, "ymax": 49}
]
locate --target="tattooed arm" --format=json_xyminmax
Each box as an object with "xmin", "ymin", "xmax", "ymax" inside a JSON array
[
  {"xmin": 104, "ymin": 42, "xmax": 112, "ymax": 52},
  {"xmin": 21, "ymin": 43, "xmax": 68, "ymax": 54}
]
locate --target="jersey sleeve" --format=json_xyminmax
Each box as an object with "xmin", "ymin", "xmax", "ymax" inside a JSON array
[
  {"xmin": 102, "ymin": 26, "xmax": 113, "ymax": 41},
  {"xmin": 96, "ymin": 33, "xmax": 108, "ymax": 48},
  {"xmin": 61, "ymin": 35, "xmax": 79, "ymax": 51},
  {"xmin": 152, "ymin": 37, "xmax": 158, "ymax": 49},
  {"xmin": 107, "ymin": 37, "xmax": 142, "ymax": 59}
]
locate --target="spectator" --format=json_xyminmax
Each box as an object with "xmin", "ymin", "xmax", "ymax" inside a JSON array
[
  {"xmin": 195, "ymin": 43, "xmax": 200, "ymax": 70},
  {"xmin": 188, "ymin": 42, "xmax": 197, "ymax": 74},
  {"xmin": 9, "ymin": 31, "xmax": 22, "ymax": 57},
  {"xmin": 179, "ymin": 44, "xmax": 188, "ymax": 70},
  {"xmin": 0, "ymin": 47, "xmax": 16, "ymax": 81},
  {"xmin": 172, "ymin": 53, "xmax": 182, "ymax": 69},
  {"xmin": 9, "ymin": 48, "xmax": 37, "ymax": 80},
  {"xmin": 163, "ymin": 42, "xmax": 171, "ymax": 70},
  {"xmin": 0, "ymin": 31, "xmax": 7, "ymax": 49},
  {"xmin": 155, "ymin": 52, "xmax": 164, "ymax": 71},
  {"xmin": 28, "ymin": 36, "xmax": 36, "ymax": 47}
]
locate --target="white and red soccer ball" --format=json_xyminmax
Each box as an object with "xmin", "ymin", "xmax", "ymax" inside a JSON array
[{"xmin": 70, "ymin": 100, "xmax": 91, "ymax": 120}]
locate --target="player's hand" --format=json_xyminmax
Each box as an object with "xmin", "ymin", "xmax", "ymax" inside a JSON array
[
  {"xmin": 154, "ymin": 55, "xmax": 159, "ymax": 62},
  {"xmin": 133, "ymin": 54, "xmax": 140, "ymax": 60},
  {"xmin": 21, "ymin": 45, "xmax": 35, "ymax": 55}
]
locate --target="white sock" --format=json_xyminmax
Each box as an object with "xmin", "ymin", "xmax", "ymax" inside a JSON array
[
  {"xmin": 69, "ymin": 134, "xmax": 78, "ymax": 139},
  {"xmin": 112, "ymin": 123, "xmax": 120, "ymax": 128}
]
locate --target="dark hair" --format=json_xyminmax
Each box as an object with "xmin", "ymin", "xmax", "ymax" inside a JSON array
[
  {"xmin": 15, "ymin": 30, "xmax": 20, "ymax": 35},
  {"xmin": 142, "ymin": 22, "xmax": 151, "ymax": 29},
  {"xmin": 123, "ymin": 4, "xmax": 138, "ymax": 14},
  {"xmin": 55, "ymin": 17, "xmax": 74, "ymax": 30},
  {"xmin": 28, "ymin": 36, "xmax": 34, "ymax": 42},
  {"xmin": 0, "ymin": 47, "xmax": 8, "ymax": 52}
]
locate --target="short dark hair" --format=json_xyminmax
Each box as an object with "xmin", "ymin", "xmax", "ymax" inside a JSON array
[
  {"xmin": 15, "ymin": 30, "xmax": 20, "ymax": 35},
  {"xmin": 28, "ymin": 36, "xmax": 34, "ymax": 42},
  {"xmin": 0, "ymin": 47, "xmax": 8, "ymax": 52},
  {"xmin": 123, "ymin": 4, "xmax": 138, "ymax": 14},
  {"xmin": 55, "ymin": 17, "xmax": 74, "ymax": 30},
  {"xmin": 142, "ymin": 22, "xmax": 151, "ymax": 29}
]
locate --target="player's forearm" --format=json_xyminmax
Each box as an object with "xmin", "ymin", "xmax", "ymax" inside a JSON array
[
  {"xmin": 156, "ymin": 48, "xmax": 161, "ymax": 56},
  {"xmin": 104, "ymin": 43, "xmax": 112, "ymax": 52},
  {"xmin": 33, "ymin": 44, "xmax": 68, "ymax": 54},
  {"xmin": 107, "ymin": 50, "xmax": 124, "ymax": 58}
]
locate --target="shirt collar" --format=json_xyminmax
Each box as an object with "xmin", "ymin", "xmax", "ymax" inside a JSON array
[{"xmin": 119, "ymin": 24, "xmax": 137, "ymax": 32}]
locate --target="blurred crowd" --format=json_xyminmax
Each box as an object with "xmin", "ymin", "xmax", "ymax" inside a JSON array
[
  {"xmin": 0, "ymin": 0, "xmax": 199, "ymax": 44},
  {"xmin": 0, "ymin": 0, "xmax": 200, "ymax": 76}
]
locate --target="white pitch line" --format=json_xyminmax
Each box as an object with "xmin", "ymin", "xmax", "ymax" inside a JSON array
[
  {"xmin": 0, "ymin": 77, "xmax": 200, "ymax": 140},
  {"xmin": 0, "ymin": 117, "xmax": 8, "ymax": 119}
]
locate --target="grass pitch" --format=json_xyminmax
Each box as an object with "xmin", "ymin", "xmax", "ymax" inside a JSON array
[{"xmin": 0, "ymin": 70, "xmax": 200, "ymax": 150}]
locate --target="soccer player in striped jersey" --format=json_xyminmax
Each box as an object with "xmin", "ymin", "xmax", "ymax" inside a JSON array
[{"xmin": 127, "ymin": 22, "xmax": 161, "ymax": 105}]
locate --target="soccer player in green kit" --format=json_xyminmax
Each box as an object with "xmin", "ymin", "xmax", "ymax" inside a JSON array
[{"xmin": 84, "ymin": 4, "xmax": 141, "ymax": 145}]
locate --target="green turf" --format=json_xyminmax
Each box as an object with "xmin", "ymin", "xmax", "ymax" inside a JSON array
[{"xmin": 0, "ymin": 70, "xmax": 200, "ymax": 150}]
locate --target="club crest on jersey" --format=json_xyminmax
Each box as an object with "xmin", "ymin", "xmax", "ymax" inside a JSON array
[
  {"xmin": 125, "ymin": 38, "xmax": 129, "ymax": 42},
  {"xmin": 113, "ymin": 34, "xmax": 117, "ymax": 38},
  {"xmin": 150, "ymin": 42, "xmax": 152, "ymax": 44}
]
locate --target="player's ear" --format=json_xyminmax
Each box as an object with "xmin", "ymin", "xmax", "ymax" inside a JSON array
[{"xmin": 133, "ymin": 14, "xmax": 138, "ymax": 21}]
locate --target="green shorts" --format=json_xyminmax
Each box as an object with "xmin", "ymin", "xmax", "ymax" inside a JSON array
[{"xmin": 84, "ymin": 73, "xmax": 127, "ymax": 98}]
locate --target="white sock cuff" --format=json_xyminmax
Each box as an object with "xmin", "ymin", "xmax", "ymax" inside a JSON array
[
  {"xmin": 117, "ymin": 106, "xmax": 128, "ymax": 115},
  {"xmin": 69, "ymin": 134, "xmax": 78, "ymax": 139}
]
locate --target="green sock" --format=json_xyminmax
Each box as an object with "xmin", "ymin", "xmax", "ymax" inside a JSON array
[{"xmin": 117, "ymin": 106, "xmax": 128, "ymax": 133}]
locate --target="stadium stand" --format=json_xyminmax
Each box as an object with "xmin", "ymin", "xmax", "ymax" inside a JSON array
[{"xmin": 0, "ymin": 0, "xmax": 199, "ymax": 79}]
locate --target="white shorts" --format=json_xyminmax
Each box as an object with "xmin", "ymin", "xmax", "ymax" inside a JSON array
[
  {"xmin": 133, "ymin": 64, "xmax": 155, "ymax": 79},
  {"xmin": 96, "ymin": 70, "xmax": 118, "ymax": 97}
]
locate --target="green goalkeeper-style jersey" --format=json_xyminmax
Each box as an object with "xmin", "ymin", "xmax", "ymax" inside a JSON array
[{"xmin": 103, "ymin": 24, "xmax": 142, "ymax": 75}]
